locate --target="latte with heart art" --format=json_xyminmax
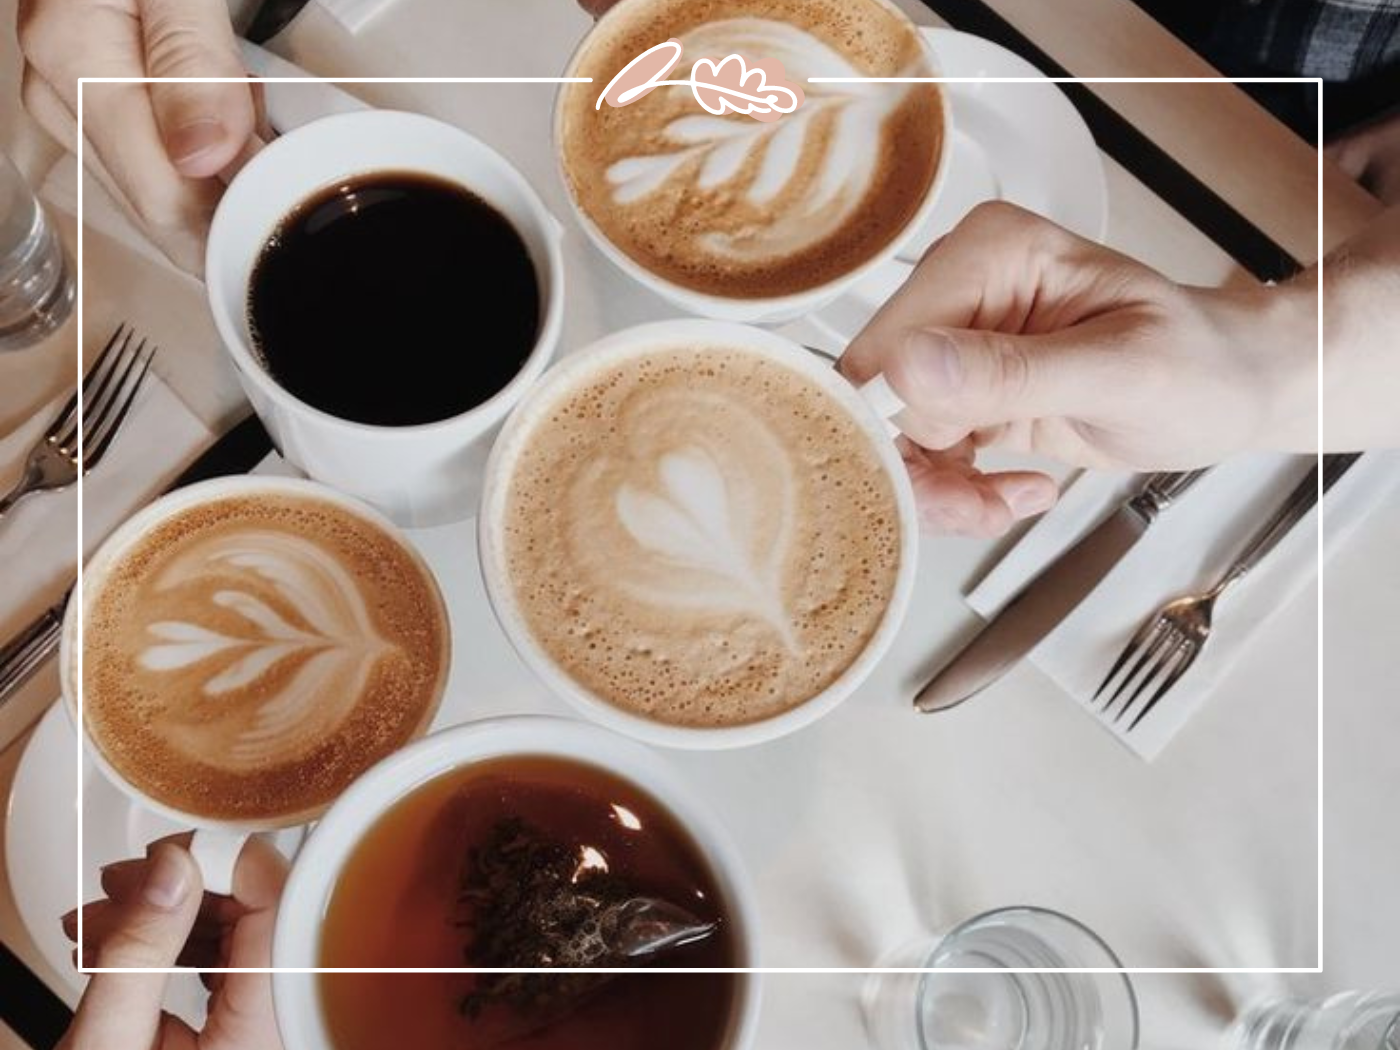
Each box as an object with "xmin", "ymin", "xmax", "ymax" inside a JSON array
[
  {"xmin": 500, "ymin": 345, "xmax": 902, "ymax": 728},
  {"xmin": 558, "ymin": 0, "xmax": 944, "ymax": 299},
  {"xmin": 80, "ymin": 490, "xmax": 449, "ymax": 823}
]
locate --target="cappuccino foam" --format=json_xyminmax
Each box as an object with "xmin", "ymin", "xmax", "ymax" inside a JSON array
[
  {"xmin": 560, "ymin": 0, "xmax": 943, "ymax": 298},
  {"xmin": 81, "ymin": 494, "xmax": 448, "ymax": 823},
  {"xmin": 502, "ymin": 346, "xmax": 902, "ymax": 728}
]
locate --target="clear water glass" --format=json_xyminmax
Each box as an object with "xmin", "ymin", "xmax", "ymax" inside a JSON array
[
  {"xmin": 863, "ymin": 907, "xmax": 1140, "ymax": 1050},
  {"xmin": 0, "ymin": 152, "xmax": 74, "ymax": 351},
  {"xmin": 1228, "ymin": 992, "xmax": 1400, "ymax": 1050}
]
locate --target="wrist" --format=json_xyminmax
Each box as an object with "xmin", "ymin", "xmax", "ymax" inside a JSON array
[{"xmin": 1197, "ymin": 276, "xmax": 1319, "ymax": 454}]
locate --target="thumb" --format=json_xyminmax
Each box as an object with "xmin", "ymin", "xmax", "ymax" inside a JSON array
[
  {"xmin": 882, "ymin": 327, "xmax": 1085, "ymax": 436},
  {"xmin": 62, "ymin": 844, "xmax": 202, "ymax": 1050},
  {"xmin": 139, "ymin": 0, "xmax": 255, "ymax": 177}
]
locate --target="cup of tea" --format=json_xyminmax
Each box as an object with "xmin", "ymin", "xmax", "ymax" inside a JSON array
[
  {"xmin": 554, "ymin": 0, "xmax": 949, "ymax": 324},
  {"xmin": 60, "ymin": 476, "xmax": 451, "ymax": 891},
  {"xmin": 272, "ymin": 716, "xmax": 761, "ymax": 1050},
  {"xmin": 206, "ymin": 110, "xmax": 566, "ymax": 526},
  {"xmin": 478, "ymin": 319, "xmax": 918, "ymax": 749}
]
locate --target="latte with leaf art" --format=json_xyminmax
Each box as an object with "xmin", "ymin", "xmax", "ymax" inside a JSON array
[
  {"xmin": 559, "ymin": 0, "xmax": 943, "ymax": 299},
  {"xmin": 80, "ymin": 490, "xmax": 449, "ymax": 824},
  {"xmin": 501, "ymin": 345, "xmax": 902, "ymax": 728}
]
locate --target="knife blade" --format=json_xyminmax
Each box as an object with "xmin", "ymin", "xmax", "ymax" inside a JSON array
[{"xmin": 914, "ymin": 469, "xmax": 1209, "ymax": 713}]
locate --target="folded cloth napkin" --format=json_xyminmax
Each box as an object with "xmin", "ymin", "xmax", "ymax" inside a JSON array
[
  {"xmin": 0, "ymin": 374, "xmax": 211, "ymax": 749},
  {"xmin": 317, "ymin": 0, "xmax": 391, "ymax": 33},
  {"xmin": 966, "ymin": 451, "xmax": 1400, "ymax": 761}
]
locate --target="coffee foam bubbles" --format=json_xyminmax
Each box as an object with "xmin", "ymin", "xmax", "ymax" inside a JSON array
[
  {"xmin": 502, "ymin": 347, "xmax": 902, "ymax": 728},
  {"xmin": 82, "ymin": 494, "xmax": 447, "ymax": 823},
  {"xmin": 561, "ymin": 0, "xmax": 943, "ymax": 298}
]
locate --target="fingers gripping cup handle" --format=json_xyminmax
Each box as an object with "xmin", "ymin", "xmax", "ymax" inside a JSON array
[
  {"xmin": 858, "ymin": 373, "xmax": 906, "ymax": 439},
  {"xmin": 189, "ymin": 829, "xmax": 249, "ymax": 896}
]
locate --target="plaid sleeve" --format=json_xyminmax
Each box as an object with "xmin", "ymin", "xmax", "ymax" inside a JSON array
[{"xmin": 1210, "ymin": 0, "xmax": 1400, "ymax": 80}]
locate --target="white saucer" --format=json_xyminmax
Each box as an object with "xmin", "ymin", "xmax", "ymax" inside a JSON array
[
  {"xmin": 5, "ymin": 700, "xmax": 300, "ymax": 1024},
  {"xmin": 809, "ymin": 27, "xmax": 1108, "ymax": 344}
]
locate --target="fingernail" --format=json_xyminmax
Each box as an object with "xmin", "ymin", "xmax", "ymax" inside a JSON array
[
  {"xmin": 904, "ymin": 330, "xmax": 963, "ymax": 393},
  {"xmin": 1004, "ymin": 479, "xmax": 1057, "ymax": 518},
  {"xmin": 168, "ymin": 118, "xmax": 225, "ymax": 169},
  {"xmin": 142, "ymin": 846, "xmax": 191, "ymax": 910}
]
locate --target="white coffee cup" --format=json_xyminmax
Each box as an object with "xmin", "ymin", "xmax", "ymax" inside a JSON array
[
  {"xmin": 553, "ymin": 0, "xmax": 950, "ymax": 325},
  {"xmin": 478, "ymin": 319, "xmax": 919, "ymax": 750},
  {"xmin": 206, "ymin": 110, "xmax": 566, "ymax": 527},
  {"xmin": 272, "ymin": 715, "xmax": 762, "ymax": 1050},
  {"xmin": 60, "ymin": 476, "xmax": 450, "ymax": 894}
]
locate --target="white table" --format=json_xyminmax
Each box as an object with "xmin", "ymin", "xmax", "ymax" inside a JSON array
[{"xmin": 2, "ymin": 1, "xmax": 1397, "ymax": 1048}]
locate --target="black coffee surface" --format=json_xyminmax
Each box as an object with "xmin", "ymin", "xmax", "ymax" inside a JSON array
[{"xmin": 248, "ymin": 171, "xmax": 540, "ymax": 426}]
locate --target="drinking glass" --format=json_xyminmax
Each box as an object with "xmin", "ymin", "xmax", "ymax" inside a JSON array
[
  {"xmin": 863, "ymin": 906, "xmax": 1140, "ymax": 1050},
  {"xmin": 0, "ymin": 152, "xmax": 73, "ymax": 351},
  {"xmin": 1227, "ymin": 992, "xmax": 1400, "ymax": 1050}
]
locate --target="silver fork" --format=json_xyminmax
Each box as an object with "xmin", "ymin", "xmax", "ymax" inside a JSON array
[
  {"xmin": 0, "ymin": 324, "xmax": 156, "ymax": 520},
  {"xmin": 1094, "ymin": 453, "xmax": 1361, "ymax": 731}
]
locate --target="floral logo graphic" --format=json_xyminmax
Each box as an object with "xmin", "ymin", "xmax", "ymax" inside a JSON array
[{"xmin": 597, "ymin": 39, "xmax": 805, "ymax": 122}]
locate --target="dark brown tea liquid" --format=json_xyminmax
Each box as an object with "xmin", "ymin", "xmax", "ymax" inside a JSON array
[{"xmin": 318, "ymin": 756, "xmax": 739, "ymax": 1050}]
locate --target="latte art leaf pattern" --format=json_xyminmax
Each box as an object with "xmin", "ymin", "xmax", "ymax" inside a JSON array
[
  {"xmin": 138, "ymin": 531, "xmax": 394, "ymax": 769},
  {"xmin": 604, "ymin": 18, "xmax": 911, "ymax": 260},
  {"xmin": 616, "ymin": 448, "xmax": 798, "ymax": 652}
]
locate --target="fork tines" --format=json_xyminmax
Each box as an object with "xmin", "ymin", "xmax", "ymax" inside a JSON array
[
  {"xmin": 49, "ymin": 323, "xmax": 157, "ymax": 469},
  {"xmin": 1092, "ymin": 614, "xmax": 1200, "ymax": 731}
]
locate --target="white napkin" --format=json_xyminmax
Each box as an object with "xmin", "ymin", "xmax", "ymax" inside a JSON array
[
  {"xmin": 317, "ymin": 0, "xmax": 392, "ymax": 33},
  {"xmin": 0, "ymin": 375, "xmax": 212, "ymax": 748},
  {"xmin": 966, "ymin": 451, "xmax": 1400, "ymax": 761}
]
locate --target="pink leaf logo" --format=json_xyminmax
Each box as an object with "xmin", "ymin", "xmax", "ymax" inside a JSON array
[
  {"xmin": 595, "ymin": 42, "xmax": 805, "ymax": 123},
  {"xmin": 596, "ymin": 39, "xmax": 685, "ymax": 110},
  {"xmin": 690, "ymin": 55, "xmax": 803, "ymax": 122}
]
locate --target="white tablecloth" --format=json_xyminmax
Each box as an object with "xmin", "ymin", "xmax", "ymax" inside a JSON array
[{"xmin": 1, "ymin": 2, "xmax": 1396, "ymax": 1049}]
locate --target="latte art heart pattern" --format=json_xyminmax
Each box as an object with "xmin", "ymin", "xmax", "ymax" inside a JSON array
[
  {"xmin": 138, "ymin": 531, "xmax": 393, "ymax": 770},
  {"xmin": 82, "ymin": 493, "xmax": 448, "ymax": 823},
  {"xmin": 504, "ymin": 347, "xmax": 902, "ymax": 729},
  {"xmin": 614, "ymin": 422, "xmax": 798, "ymax": 652}
]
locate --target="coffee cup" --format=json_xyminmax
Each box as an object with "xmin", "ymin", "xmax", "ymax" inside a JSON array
[
  {"xmin": 554, "ymin": 0, "xmax": 950, "ymax": 324},
  {"xmin": 272, "ymin": 716, "xmax": 762, "ymax": 1050},
  {"xmin": 60, "ymin": 476, "xmax": 451, "ymax": 893},
  {"xmin": 206, "ymin": 110, "xmax": 566, "ymax": 527},
  {"xmin": 478, "ymin": 319, "xmax": 918, "ymax": 749}
]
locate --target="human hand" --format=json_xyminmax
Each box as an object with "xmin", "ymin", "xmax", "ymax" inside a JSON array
[
  {"xmin": 18, "ymin": 0, "xmax": 261, "ymax": 273},
  {"xmin": 59, "ymin": 835, "xmax": 288, "ymax": 1050},
  {"xmin": 840, "ymin": 202, "xmax": 1314, "ymax": 536},
  {"xmin": 1328, "ymin": 109, "xmax": 1400, "ymax": 206}
]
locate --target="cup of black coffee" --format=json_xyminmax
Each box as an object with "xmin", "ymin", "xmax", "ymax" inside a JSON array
[{"xmin": 206, "ymin": 110, "xmax": 565, "ymax": 526}]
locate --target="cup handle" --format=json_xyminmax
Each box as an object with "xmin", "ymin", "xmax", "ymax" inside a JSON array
[
  {"xmin": 857, "ymin": 373, "xmax": 906, "ymax": 440},
  {"xmin": 189, "ymin": 829, "xmax": 250, "ymax": 896}
]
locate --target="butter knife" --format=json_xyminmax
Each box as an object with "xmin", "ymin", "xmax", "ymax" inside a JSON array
[
  {"xmin": 0, "ymin": 600, "xmax": 64, "ymax": 708},
  {"xmin": 915, "ymin": 469, "xmax": 1209, "ymax": 712}
]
